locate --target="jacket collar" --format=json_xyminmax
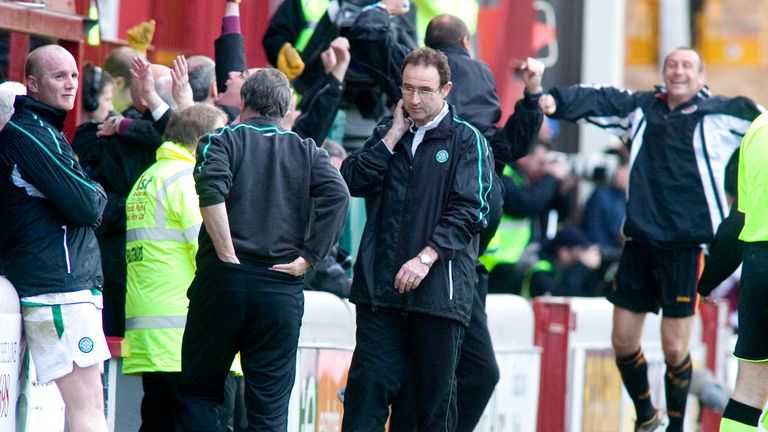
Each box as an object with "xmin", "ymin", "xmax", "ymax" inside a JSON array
[
  {"xmin": 654, "ymin": 84, "xmax": 711, "ymax": 107},
  {"xmin": 156, "ymin": 141, "xmax": 196, "ymax": 163},
  {"xmin": 241, "ymin": 115, "xmax": 283, "ymax": 129},
  {"xmin": 13, "ymin": 95, "xmax": 68, "ymax": 131},
  {"xmin": 403, "ymin": 104, "xmax": 457, "ymax": 141},
  {"xmin": 430, "ymin": 43, "xmax": 470, "ymax": 59}
]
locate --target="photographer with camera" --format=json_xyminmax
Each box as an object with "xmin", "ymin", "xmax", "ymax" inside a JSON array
[
  {"xmin": 520, "ymin": 226, "xmax": 602, "ymax": 298},
  {"xmin": 483, "ymin": 140, "xmax": 577, "ymax": 296}
]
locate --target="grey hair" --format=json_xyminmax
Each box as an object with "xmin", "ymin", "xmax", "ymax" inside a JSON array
[
  {"xmin": 187, "ymin": 56, "xmax": 215, "ymax": 102},
  {"xmin": 0, "ymin": 82, "xmax": 25, "ymax": 129},
  {"xmin": 240, "ymin": 68, "xmax": 291, "ymax": 120}
]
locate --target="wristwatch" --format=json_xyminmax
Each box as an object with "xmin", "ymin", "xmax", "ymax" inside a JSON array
[{"xmin": 417, "ymin": 253, "xmax": 433, "ymax": 269}]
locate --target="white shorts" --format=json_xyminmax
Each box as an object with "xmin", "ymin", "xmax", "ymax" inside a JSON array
[{"xmin": 22, "ymin": 302, "xmax": 110, "ymax": 384}]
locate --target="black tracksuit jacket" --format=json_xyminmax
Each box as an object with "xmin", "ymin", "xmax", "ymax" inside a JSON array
[
  {"xmin": 548, "ymin": 85, "xmax": 761, "ymax": 246},
  {"xmin": 0, "ymin": 96, "xmax": 106, "ymax": 298},
  {"xmin": 193, "ymin": 116, "xmax": 349, "ymax": 270},
  {"xmin": 341, "ymin": 105, "xmax": 494, "ymax": 325}
]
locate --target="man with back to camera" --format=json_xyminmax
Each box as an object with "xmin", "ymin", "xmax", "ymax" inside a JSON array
[
  {"xmin": 340, "ymin": 46, "xmax": 494, "ymax": 431},
  {"xmin": 124, "ymin": 103, "xmax": 228, "ymax": 431},
  {"xmin": 539, "ymin": 47, "xmax": 762, "ymax": 431},
  {"xmin": 0, "ymin": 44, "xmax": 110, "ymax": 431},
  {"xmin": 174, "ymin": 68, "xmax": 349, "ymax": 431}
]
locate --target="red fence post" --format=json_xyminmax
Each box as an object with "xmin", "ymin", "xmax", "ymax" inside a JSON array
[{"xmin": 533, "ymin": 298, "xmax": 571, "ymax": 432}]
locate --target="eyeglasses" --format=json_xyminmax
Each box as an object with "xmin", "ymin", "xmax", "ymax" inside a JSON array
[{"xmin": 400, "ymin": 85, "xmax": 441, "ymax": 99}]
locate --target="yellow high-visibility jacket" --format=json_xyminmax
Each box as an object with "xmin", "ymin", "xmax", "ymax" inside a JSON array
[{"xmin": 123, "ymin": 141, "xmax": 200, "ymax": 374}]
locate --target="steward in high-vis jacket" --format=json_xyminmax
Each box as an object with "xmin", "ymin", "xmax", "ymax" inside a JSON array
[{"xmin": 123, "ymin": 104, "xmax": 228, "ymax": 431}]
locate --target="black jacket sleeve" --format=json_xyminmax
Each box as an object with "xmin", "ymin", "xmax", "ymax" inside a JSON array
[
  {"xmin": 490, "ymin": 95, "xmax": 544, "ymax": 165},
  {"xmin": 347, "ymin": 6, "xmax": 411, "ymax": 102},
  {"xmin": 340, "ymin": 125, "xmax": 394, "ymax": 197},
  {"xmin": 120, "ymin": 114, "xmax": 163, "ymax": 153},
  {"xmin": 215, "ymin": 33, "xmax": 247, "ymax": 94},
  {"xmin": 502, "ymin": 174, "xmax": 560, "ymax": 218},
  {"xmin": 303, "ymin": 148, "xmax": 350, "ymax": 265},
  {"xmin": 152, "ymin": 108, "xmax": 172, "ymax": 136},
  {"xmin": 194, "ymin": 132, "xmax": 233, "ymax": 207},
  {"xmin": 262, "ymin": 0, "xmax": 305, "ymax": 67},
  {"xmin": 547, "ymin": 85, "xmax": 642, "ymax": 142},
  {"xmin": 293, "ymin": 74, "xmax": 344, "ymax": 144},
  {"xmin": 698, "ymin": 206, "xmax": 745, "ymax": 296},
  {"xmin": 14, "ymin": 133, "xmax": 106, "ymax": 227}
]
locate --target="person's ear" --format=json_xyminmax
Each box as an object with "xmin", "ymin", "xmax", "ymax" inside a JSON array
[
  {"xmin": 441, "ymin": 81, "xmax": 453, "ymax": 98},
  {"xmin": 113, "ymin": 76, "xmax": 126, "ymax": 92},
  {"xmin": 461, "ymin": 35, "xmax": 470, "ymax": 51},
  {"xmin": 26, "ymin": 75, "xmax": 38, "ymax": 94},
  {"xmin": 209, "ymin": 81, "xmax": 218, "ymax": 100}
]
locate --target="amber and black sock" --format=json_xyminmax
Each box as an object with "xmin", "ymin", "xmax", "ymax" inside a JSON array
[
  {"xmin": 664, "ymin": 353, "xmax": 692, "ymax": 432},
  {"xmin": 720, "ymin": 398, "xmax": 762, "ymax": 431},
  {"xmin": 616, "ymin": 349, "xmax": 655, "ymax": 423}
]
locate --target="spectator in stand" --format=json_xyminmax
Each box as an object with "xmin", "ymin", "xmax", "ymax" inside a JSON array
[
  {"xmin": 0, "ymin": 44, "xmax": 109, "ymax": 432},
  {"xmin": 214, "ymin": 0, "xmax": 349, "ymax": 146},
  {"xmin": 175, "ymin": 68, "xmax": 348, "ymax": 430},
  {"xmin": 540, "ymin": 47, "xmax": 762, "ymax": 431},
  {"xmin": 124, "ymin": 103, "xmax": 228, "ymax": 432},
  {"xmin": 580, "ymin": 146, "xmax": 629, "ymax": 294},
  {"xmin": 521, "ymin": 226, "xmax": 602, "ymax": 297},
  {"xmin": 186, "ymin": 55, "xmax": 217, "ymax": 104},
  {"xmin": 581, "ymin": 147, "xmax": 629, "ymax": 263},
  {"xmin": 484, "ymin": 140, "xmax": 577, "ymax": 295}
]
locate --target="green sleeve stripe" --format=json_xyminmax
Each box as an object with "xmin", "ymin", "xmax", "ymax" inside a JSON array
[
  {"xmin": 7, "ymin": 120, "xmax": 97, "ymax": 192},
  {"xmin": 197, "ymin": 123, "xmax": 301, "ymax": 173},
  {"xmin": 452, "ymin": 117, "xmax": 491, "ymax": 222},
  {"xmin": 32, "ymin": 114, "xmax": 63, "ymax": 154},
  {"xmin": 52, "ymin": 305, "xmax": 65, "ymax": 339}
]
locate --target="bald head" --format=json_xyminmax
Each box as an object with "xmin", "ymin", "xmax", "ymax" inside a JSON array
[
  {"xmin": 25, "ymin": 45, "xmax": 79, "ymax": 111},
  {"xmin": 25, "ymin": 45, "xmax": 75, "ymax": 80},
  {"xmin": 425, "ymin": 14, "xmax": 469, "ymax": 48}
]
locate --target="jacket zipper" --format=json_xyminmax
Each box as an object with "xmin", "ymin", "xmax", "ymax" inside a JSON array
[
  {"xmin": 448, "ymin": 259, "xmax": 454, "ymax": 300},
  {"xmin": 61, "ymin": 225, "xmax": 71, "ymax": 273}
]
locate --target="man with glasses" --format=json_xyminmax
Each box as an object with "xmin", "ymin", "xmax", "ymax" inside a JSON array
[{"xmin": 340, "ymin": 47, "xmax": 493, "ymax": 430}]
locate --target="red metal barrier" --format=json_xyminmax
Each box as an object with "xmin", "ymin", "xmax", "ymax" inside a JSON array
[
  {"xmin": 699, "ymin": 301, "xmax": 727, "ymax": 432},
  {"xmin": 533, "ymin": 298, "xmax": 572, "ymax": 432}
]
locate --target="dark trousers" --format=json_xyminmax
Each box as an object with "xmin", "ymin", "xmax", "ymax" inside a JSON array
[
  {"xmin": 342, "ymin": 307, "xmax": 464, "ymax": 431},
  {"xmin": 175, "ymin": 261, "xmax": 304, "ymax": 432},
  {"xmin": 455, "ymin": 266, "xmax": 500, "ymax": 431},
  {"xmin": 99, "ymin": 233, "xmax": 127, "ymax": 337},
  {"xmin": 388, "ymin": 266, "xmax": 500, "ymax": 432},
  {"xmin": 141, "ymin": 372, "xmax": 182, "ymax": 432},
  {"xmin": 220, "ymin": 374, "xmax": 248, "ymax": 432}
]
